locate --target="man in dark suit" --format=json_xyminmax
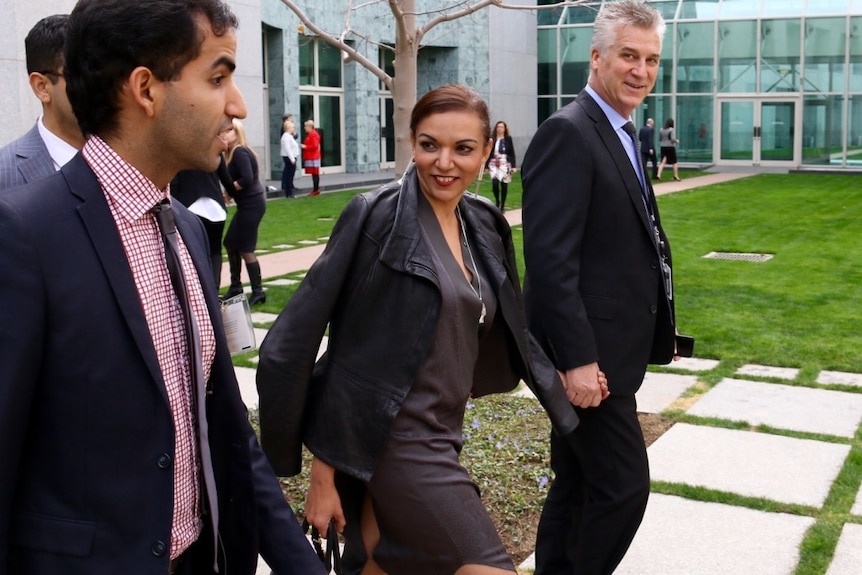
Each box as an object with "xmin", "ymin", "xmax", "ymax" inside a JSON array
[
  {"xmin": 0, "ymin": 1, "xmax": 325, "ymax": 574},
  {"xmin": 0, "ymin": 14, "xmax": 84, "ymax": 190},
  {"xmin": 521, "ymin": 1, "xmax": 677, "ymax": 573},
  {"xmin": 639, "ymin": 117, "xmax": 659, "ymax": 180}
]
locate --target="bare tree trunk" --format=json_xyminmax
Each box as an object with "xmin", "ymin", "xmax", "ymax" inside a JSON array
[{"xmin": 390, "ymin": 0, "xmax": 417, "ymax": 175}]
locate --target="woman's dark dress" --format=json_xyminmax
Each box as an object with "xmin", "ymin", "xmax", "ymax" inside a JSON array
[
  {"xmin": 223, "ymin": 146, "xmax": 266, "ymax": 253},
  {"xmin": 357, "ymin": 195, "xmax": 513, "ymax": 574}
]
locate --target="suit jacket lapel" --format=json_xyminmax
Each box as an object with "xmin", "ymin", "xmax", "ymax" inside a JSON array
[
  {"xmin": 576, "ymin": 92, "xmax": 655, "ymax": 241},
  {"xmin": 16, "ymin": 125, "xmax": 56, "ymax": 184},
  {"xmin": 63, "ymin": 155, "xmax": 169, "ymax": 401}
]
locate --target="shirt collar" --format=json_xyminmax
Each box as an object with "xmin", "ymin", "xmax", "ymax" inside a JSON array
[
  {"xmin": 82, "ymin": 135, "xmax": 168, "ymax": 224},
  {"xmin": 584, "ymin": 85, "xmax": 633, "ymax": 133},
  {"xmin": 37, "ymin": 115, "xmax": 79, "ymax": 170}
]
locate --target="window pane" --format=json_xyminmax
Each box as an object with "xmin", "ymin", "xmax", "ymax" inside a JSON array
[
  {"xmin": 538, "ymin": 97, "xmax": 558, "ymax": 125},
  {"xmin": 849, "ymin": 95, "xmax": 862, "ymax": 166},
  {"xmin": 802, "ymin": 95, "xmax": 845, "ymax": 165},
  {"xmin": 850, "ymin": 17, "xmax": 862, "ymax": 91},
  {"xmin": 676, "ymin": 22, "xmax": 714, "ymax": 93},
  {"xmin": 718, "ymin": 21, "xmax": 757, "ymax": 92},
  {"xmin": 678, "ymin": 0, "xmax": 720, "ymax": 20},
  {"xmin": 561, "ymin": 3, "xmax": 601, "ymax": 25},
  {"xmin": 319, "ymin": 95, "xmax": 342, "ymax": 167},
  {"xmin": 720, "ymin": 101, "xmax": 754, "ymax": 160},
  {"xmin": 537, "ymin": 0, "xmax": 566, "ymax": 25},
  {"xmin": 654, "ymin": 25, "xmax": 674, "ymax": 93},
  {"xmin": 804, "ymin": 18, "xmax": 847, "ymax": 93},
  {"xmin": 718, "ymin": 0, "xmax": 761, "ymax": 19},
  {"xmin": 378, "ymin": 46, "xmax": 394, "ymax": 91},
  {"xmin": 318, "ymin": 42, "xmax": 342, "ymax": 88},
  {"xmin": 640, "ymin": 94, "xmax": 674, "ymax": 143},
  {"xmin": 653, "ymin": 0, "xmax": 681, "ymax": 20},
  {"xmin": 560, "ymin": 28, "xmax": 592, "ymax": 95},
  {"xmin": 537, "ymin": 29, "xmax": 558, "ymax": 95},
  {"xmin": 761, "ymin": 19, "xmax": 801, "ymax": 92},
  {"xmin": 762, "ymin": 0, "xmax": 804, "ymax": 17},
  {"xmin": 677, "ymin": 96, "xmax": 714, "ymax": 161},
  {"xmin": 808, "ymin": 0, "xmax": 851, "ymax": 15},
  {"xmin": 299, "ymin": 36, "xmax": 314, "ymax": 86}
]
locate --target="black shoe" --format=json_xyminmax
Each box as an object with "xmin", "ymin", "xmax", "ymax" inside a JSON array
[
  {"xmin": 248, "ymin": 290, "xmax": 266, "ymax": 306},
  {"xmin": 224, "ymin": 285, "xmax": 243, "ymax": 299}
]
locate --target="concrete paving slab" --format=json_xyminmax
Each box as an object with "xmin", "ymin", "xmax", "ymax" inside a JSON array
[
  {"xmin": 817, "ymin": 370, "xmax": 862, "ymax": 388},
  {"xmin": 272, "ymin": 244, "xmax": 294, "ymax": 249},
  {"xmin": 234, "ymin": 366, "xmax": 258, "ymax": 408},
  {"xmin": 736, "ymin": 363, "xmax": 800, "ymax": 380},
  {"xmin": 264, "ymin": 278, "xmax": 298, "ymax": 286},
  {"xmin": 253, "ymin": 328, "xmax": 268, "ymax": 349},
  {"xmin": 615, "ymin": 494, "xmax": 814, "ymax": 575},
  {"xmin": 636, "ymin": 372, "xmax": 697, "ymax": 414},
  {"xmin": 826, "ymin": 523, "xmax": 862, "ymax": 575},
  {"xmin": 665, "ymin": 356, "xmax": 720, "ymax": 372},
  {"xmin": 251, "ymin": 312, "xmax": 279, "ymax": 325},
  {"xmin": 648, "ymin": 423, "xmax": 849, "ymax": 507},
  {"xmin": 687, "ymin": 378, "xmax": 862, "ymax": 437},
  {"xmin": 297, "ymin": 239, "xmax": 319, "ymax": 245}
]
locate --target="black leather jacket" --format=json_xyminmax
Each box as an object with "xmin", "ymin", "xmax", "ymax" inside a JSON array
[{"xmin": 257, "ymin": 166, "xmax": 579, "ymax": 481}]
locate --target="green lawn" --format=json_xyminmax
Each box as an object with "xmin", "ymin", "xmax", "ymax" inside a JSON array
[{"xmin": 245, "ymin": 172, "xmax": 862, "ymax": 572}]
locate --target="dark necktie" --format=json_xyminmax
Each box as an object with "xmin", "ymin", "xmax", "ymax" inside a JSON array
[
  {"xmin": 622, "ymin": 121, "xmax": 648, "ymax": 194},
  {"xmin": 152, "ymin": 200, "xmax": 219, "ymax": 566}
]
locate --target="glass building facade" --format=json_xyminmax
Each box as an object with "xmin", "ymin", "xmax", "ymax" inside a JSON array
[{"xmin": 538, "ymin": 0, "xmax": 862, "ymax": 169}]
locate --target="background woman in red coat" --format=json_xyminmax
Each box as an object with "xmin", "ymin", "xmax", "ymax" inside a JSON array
[{"xmin": 302, "ymin": 119, "xmax": 322, "ymax": 195}]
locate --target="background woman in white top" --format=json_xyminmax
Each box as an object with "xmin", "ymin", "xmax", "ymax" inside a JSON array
[{"xmin": 280, "ymin": 120, "xmax": 300, "ymax": 197}]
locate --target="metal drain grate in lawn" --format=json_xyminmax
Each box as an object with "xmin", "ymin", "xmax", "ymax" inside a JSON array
[{"xmin": 703, "ymin": 251, "xmax": 774, "ymax": 263}]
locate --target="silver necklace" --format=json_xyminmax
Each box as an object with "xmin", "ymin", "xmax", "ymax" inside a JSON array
[{"xmin": 456, "ymin": 205, "xmax": 486, "ymax": 325}]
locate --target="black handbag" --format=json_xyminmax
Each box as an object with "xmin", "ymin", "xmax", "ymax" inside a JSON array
[{"xmin": 302, "ymin": 519, "xmax": 342, "ymax": 574}]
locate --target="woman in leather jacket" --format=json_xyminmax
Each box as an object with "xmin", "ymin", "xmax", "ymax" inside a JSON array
[{"xmin": 257, "ymin": 85, "xmax": 600, "ymax": 575}]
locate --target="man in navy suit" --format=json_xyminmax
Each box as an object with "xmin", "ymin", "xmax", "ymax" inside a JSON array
[
  {"xmin": 0, "ymin": 14, "xmax": 84, "ymax": 190},
  {"xmin": 0, "ymin": 1, "xmax": 324, "ymax": 574},
  {"xmin": 639, "ymin": 117, "xmax": 658, "ymax": 180},
  {"xmin": 521, "ymin": 1, "xmax": 677, "ymax": 573}
]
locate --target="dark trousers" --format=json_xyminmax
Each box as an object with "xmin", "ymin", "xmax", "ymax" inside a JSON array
[
  {"xmin": 535, "ymin": 394, "xmax": 649, "ymax": 575},
  {"xmin": 281, "ymin": 158, "xmax": 296, "ymax": 196},
  {"xmin": 641, "ymin": 151, "xmax": 658, "ymax": 179},
  {"xmin": 491, "ymin": 178, "xmax": 508, "ymax": 210}
]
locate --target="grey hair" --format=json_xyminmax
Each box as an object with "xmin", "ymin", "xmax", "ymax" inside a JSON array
[{"xmin": 591, "ymin": 0, "xmax": 666, "ymax": 55}]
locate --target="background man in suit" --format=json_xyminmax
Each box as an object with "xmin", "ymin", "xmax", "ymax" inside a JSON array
[
  {"xmin": 0, "ymin": 14, "xmax": 84, "ymax": 190},
  {"xmin": 0, "ymin": 1, "xmax": 325, "ymax": 574},
  {"xmin": 521, "ymin": 1, "xmax": 676, "ymax": 573},
  {"xmin": 639, "ymin": 117, "xmax": 658, "ymax": 180}
]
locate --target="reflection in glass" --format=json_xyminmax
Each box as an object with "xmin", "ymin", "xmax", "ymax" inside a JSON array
[
  {"xmin": 718, "ymin": 21, "xmax": 757, "ymax": 92},
  {"xmin": 761, "ymin": 19, "xmax": 801, "ymax": 92},
  {"xmin": 676, "ymin": 21, "xmax": 714, "ymax": 93},
  {"xmin": 538, "ymin": 97, "xmax": 558, "ymax": 126},
  {"xmin": 850, "ymin": 17, "xmax": 862, "ymax": 91},
  {"xmin": 760, "ymin": 102, "xmax": 794, "ymax": 161},
  {"xmin": 720, "ymin": 101, "xmax": 753, "ymax": 161},
  {"xmin": 718, "ymin": 0, "xmax": 761, "ymax": 19},
  {"xmin": 561, "ymin": 2, "xmax": 602, "ymax": 24},
  {"xmin": 808, "ymin": 0, "xmax": 851, "ymax": 15},
  {"xmin": 677, "ymin": 96, "xmax": 713, "ymax": 161},
  {"xmin": 849, "ymin": 95, "xmax": 862, "ymax": 166},
  {"xmin": 802, "ymin": 95, "xmax": 845, "ymax": 165},
  {"xmin": 318, "ymin": 42, "xmax": 342, "ymax": 88},
  {"xmin": 678, "ymin": 0, "xmax": 720, "ymax": 20},
  {"xmin": 655, "ymin": 24, "xmax": 674, "ymax": 94},
  {"xmin": 560, "ymin": 28, "xmax": 593, "ymax": 95},
  {"xmin": 804, "ymin": 18, "xmax": 847, "ymax": 93},
  {"xmin": 762, "ymin": 0, "xmax": 804, "ymax": 17},
  {"xmin": 538, "ymin": 29, "xmax": 558, "ymax": 96},
  {"xmin": 299, "ymin": 36, "xmax": 314, "ymax": 86},
  {"xmin": 319, "ymin": 95, "xmax": 342, "ymax": 167}
]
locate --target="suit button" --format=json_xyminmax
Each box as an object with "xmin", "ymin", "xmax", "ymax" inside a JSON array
[
  {"xmin": 650, "ymin": 305, "xmax": 658, "ymax": 314},
  {"xmin": 151, "ymin": 540, "xmax": 167, "ymax": 556},
  {"xmin": 157, "ymin": 453, "xmax": 172, "ymax": 469}
]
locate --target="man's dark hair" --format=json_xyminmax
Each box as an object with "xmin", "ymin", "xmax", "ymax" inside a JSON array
[
  {"xmin": 25, "ymin": 14, "xmax": 69, "ymax": 84},
  {"xmin": 64, "ymin": 0, "xmax": 238, "ymax": 137}
]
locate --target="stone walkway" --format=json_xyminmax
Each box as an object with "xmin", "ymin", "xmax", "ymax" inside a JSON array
[{"xmin": 233, "ymin": 172, "xmax": 862, "ymax": 574}]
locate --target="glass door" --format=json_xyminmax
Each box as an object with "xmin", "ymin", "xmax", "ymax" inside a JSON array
[
  {"xmin": 380, "ymin": 96, "xmax": 395, "ymax": 169},
  {"xmin": 718, "ymin": 98, "xmax": 798, "ymax": 166}
]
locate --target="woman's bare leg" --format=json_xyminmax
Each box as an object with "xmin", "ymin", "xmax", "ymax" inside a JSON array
[
  {"xmin": 454, "ymin": 565, "xmax": 516, "ymax": 575},
  {"xmin": 359, "ymin": 494, "xmax": 386, "ymax": 575}
]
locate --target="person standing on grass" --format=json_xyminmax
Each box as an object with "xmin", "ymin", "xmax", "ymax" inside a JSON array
[
  {"xmin": 0, "ymin": 1, "xmax": 324, "ymax": 573},
  {"xmin": 280, "ymin": 119, "xmax": 299, "ymax": 197},
  {"xmin": 302, "ymin": 119, "xmax": 321, "ymax": 195},
  {"xmin": 521, "ymin": 1, "xmax": 679, "ymax": 573},
  {"xmin": 223, "ymin": 118, "xmax": 267, "ymax": 305},
  {"xmin": 257, "ymin": 84, "xmax": 593, "ymax": 575},
  {"xmin": 486, "ymin": 120, "xmax": 517, "ymax": 212},
  {"xmin": 638, "ymin": 117, "xmax": 658, "ymax": 180}
]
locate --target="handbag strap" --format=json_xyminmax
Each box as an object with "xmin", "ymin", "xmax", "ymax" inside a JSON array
[{"xmin": 302, "ymin": 519, "xmax": 342, "ymax": 573}]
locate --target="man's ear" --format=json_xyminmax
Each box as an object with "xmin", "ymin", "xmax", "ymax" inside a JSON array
[
  {"xmin": 125, "ymin": 66, "xmax": 160, "ymax": 118},
  {"xmin": 28, "ymin": 73, "xmax": 53, "ymax": 104}
]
